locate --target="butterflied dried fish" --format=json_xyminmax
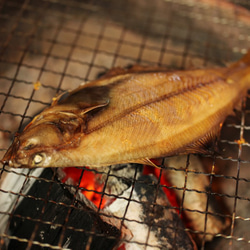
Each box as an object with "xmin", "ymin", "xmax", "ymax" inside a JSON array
[{"xmin": 2, "ymin": 52, "xmax": 250, "ymax": 168}]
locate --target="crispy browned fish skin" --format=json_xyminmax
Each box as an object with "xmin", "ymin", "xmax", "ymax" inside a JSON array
[{"xmin": 2, "ymin": 52, "xmax": 250, "ymax": 168}]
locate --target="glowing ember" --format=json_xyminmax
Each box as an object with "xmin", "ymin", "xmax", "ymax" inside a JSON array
[
  {"xmin": 143, "ymin": 164, "xmax": 180, "ymax": 214},
  {"xmin": 61, "ymin": 167, "xmax": 106, "ymax": 209},
  {"xmin": 61, "ymin": 162, "xmax": 180, "ymax": 212}
]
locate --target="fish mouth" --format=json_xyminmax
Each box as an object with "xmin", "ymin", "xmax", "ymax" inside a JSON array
[
  {"xmin": 1, "ymin": 137, "xmax": 23, "ymax": 168},
  {"xmin": 1, "ymin": 148, "xmax": 13, "ymax": 165},
  {"xmin": 1, "ymin": 150, "xmax": 29, "ymax": 168},
  {"xmin": 1, "ymin": 149, "xmax": 21, "ymax": 168},
  {"xmin": 1, "ymin": 158, "xmax": 22, "ymax": 168}
]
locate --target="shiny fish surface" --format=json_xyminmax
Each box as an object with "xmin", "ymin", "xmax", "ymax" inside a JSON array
[{"xmin": 2, "ymin": 52, "xmax": 250, "ymax": 168}]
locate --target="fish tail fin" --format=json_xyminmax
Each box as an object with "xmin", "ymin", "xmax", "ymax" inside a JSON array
[
  {"xmin": 227, "ymin": 51, "xmax": 250, "ymax": 70},
  {"xmin": 239, "ymin": 50, "xmax": 250, "ymax": 65},
  {"xmin": 226, "ymin": 50, "xmax": 250, "ymax": 86}
]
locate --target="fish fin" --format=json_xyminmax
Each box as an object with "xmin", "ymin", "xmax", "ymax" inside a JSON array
[
  {"xmin": 234, "ymin": 99, "xmax": 243, "ymax": 112},
  {"xmin": 185, "ymin": 130, "xmax": 220, "ymax": 155},
  {"xmin": 51, "ymin": 91, "xmax": 70, "ymax": 106},
  {"xmin": 234, "ymin": 50, "xmax": 250, "ymax": 67},
  {"xmin": 227, "ymin": 51, "xmax": 250, "ymax": 70},
  {"xmin": 98, "ymin": 67, "xmax": 129, "ymax": 79},
  {"xmin": 133, "ymin": 158, "xmax": 160, "ymax": 168},
  {"xmin": 225, "ymin": 51, "xmax": 250, "ymax": 79},
  {"xmin": 50, "ymin": 85, "xmax": 110, "ymax": 116},
  {"xmin": 98, "ymin": 65, "xmax": 173, "ymax": 79},
  {"xmin": 99, "ymin": 66, "xmax": 147, "ymax": 79},
  {"xmin": 79, "ymin": 100, "xmax": 109, "ymax": 115}
]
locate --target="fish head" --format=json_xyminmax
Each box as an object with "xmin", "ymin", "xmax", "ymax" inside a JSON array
[{"xmin": 1, "ymin": 123, "xmax": 68, "ymax": 168}]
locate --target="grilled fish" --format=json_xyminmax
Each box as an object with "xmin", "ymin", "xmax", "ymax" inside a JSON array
[{"xmin": 2, "ymin": 52, "xmax": 250, "ymax": 168}]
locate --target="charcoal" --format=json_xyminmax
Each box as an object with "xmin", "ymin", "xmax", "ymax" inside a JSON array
[
  {"xmin": 8, "ymin": 168, "xmax": 120, "ymax": 250},
  {"xmin": 106, "ymin": 174, "xmax": 196, "ymax": 249}
]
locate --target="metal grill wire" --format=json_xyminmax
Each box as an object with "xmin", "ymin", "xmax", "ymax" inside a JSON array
[{"xmin": 0, "ymin": 0, "xmax": 250, "ymax": 249}]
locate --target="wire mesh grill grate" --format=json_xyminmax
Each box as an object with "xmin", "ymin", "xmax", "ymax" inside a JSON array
[{"xmin": 1, "ymin": 0, "xmax": 250, "ymax": 249}]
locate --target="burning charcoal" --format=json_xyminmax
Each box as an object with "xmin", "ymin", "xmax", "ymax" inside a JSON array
[
  {"xmin": 163, "ymin": 155, "xmax": 231, "ymax": 243},
  {"xmin": 56, "ymin": 167, "xmax": 133, "ymax": 240},
  {"xmin": 57, "ymin": 167, "xmax": 107, "ymax": 208},
  {"xmin": 97, "ymin": 163, "xmax": 143, "ymax": 196},
  {"xmin": 105, "ymin": 174, "xmax": 196, "ymax": 250},
  {"xmin": 8, "ymin": 168, "xmax": 121, "ymax": 250}
]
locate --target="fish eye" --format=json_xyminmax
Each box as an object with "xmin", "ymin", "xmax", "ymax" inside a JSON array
[
  {"xmin": 33, "ymin": 154, "xmax": 43, "ymax": 165},
  {"xmin": 24, "ymin": 143, "xmax": 35, "ymax": 150},
  {"xmin": 23, "ymin": 138, "xmax": 39, "ymax": 150}
]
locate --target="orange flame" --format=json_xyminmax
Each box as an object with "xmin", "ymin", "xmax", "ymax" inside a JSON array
[
  {"xmin": 143, "ymin": 164, "xmax": 180, "ymax": 214},
  {"xmin": 61, "ymin": 167, "xmax": 106, "ymax": 209},
  {"xmin": 61, "ymin": 163, "xmax": 180, "ymax": 212}
]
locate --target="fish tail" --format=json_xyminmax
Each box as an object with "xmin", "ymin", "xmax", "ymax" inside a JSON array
[
  {"xmin": 239, "ymin": 50, "xmax": 250, "ymax": 65},
  {"xmin": 226, "ymin": 50, "xmax": 250, "ymax": 86},
  {"xmin": 228, "ymin": 50, "xmax": 250, "ymax": 70}
]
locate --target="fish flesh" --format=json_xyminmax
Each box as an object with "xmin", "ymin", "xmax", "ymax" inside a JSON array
[{"xmin": 2, "ymin": 52, "xmax": 250, "ymax": 168}]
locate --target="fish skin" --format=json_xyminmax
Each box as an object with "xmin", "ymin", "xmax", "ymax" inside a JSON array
[{"xmin": 2, "ymin": 52, "xmax": 250, "ymax": 168}]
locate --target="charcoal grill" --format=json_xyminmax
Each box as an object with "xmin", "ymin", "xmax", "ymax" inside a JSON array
[{"xmin": 1, "ymin": 0, "xmax": 250, "ymax": 249}]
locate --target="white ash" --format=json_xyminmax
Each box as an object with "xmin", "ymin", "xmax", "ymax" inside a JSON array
[
  {"xmin": 163, "ymin": 155, "xmax": 231, "ymax": 243},
  {"xmin": 105, "ymin": 186, "xmax": 160, "ymax": 250},
  {"xmin": 105, "ymin": 174, "xmax": 195, "ymax": 250},
  {"xmin": 96, "ymin": 163, "xmax": 143, "ymax": 196}
]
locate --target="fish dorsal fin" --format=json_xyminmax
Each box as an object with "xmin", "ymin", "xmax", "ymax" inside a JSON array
[
  {"xmin": 133, "ymin": 158, "xmax": 160, "ymax": 168},
  {"xmin": 98, "ymin": 65, "xmax": 173, "ymax": 80},
  {"xmin": 99, "ymin": 67, "xmax": 128, "ymax": 78}
]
